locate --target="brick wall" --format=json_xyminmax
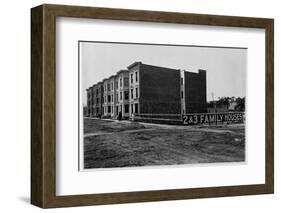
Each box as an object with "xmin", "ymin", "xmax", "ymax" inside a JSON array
[
  {"xmin": 184, "ymin": 69, "xmax": 207, "ymax": 113},
  {"xmin": 139, "ymin": 64, "xmax": 181, "ymax": 114}
]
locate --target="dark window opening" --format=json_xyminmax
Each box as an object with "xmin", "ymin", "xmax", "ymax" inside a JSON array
[
  {"xmin": 130, "ymin": 73, "xmax": 133, "ymax": 84},
  {"xmin": 125, "ymin": 105, "xmax": 129, "ymax": 113},
  {"xmin": 124, "ymin": 77, "xmax": 129, "ymax": 87},
  {"xmin": 124, "ymin": 91, "xmax": 129, "ymax": 100},
  {"xmin": 135, "ymin": 103, "xmax": 139, "ymax": 114},
  {"xmin": 135, "ymin": 88, "xmax": 138, "ymax": 98}
]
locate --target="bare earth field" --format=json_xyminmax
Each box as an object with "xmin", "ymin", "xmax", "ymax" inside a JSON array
[{"xmin": 83, "ymin": 118, "xmax": 245, "ymax": 169}]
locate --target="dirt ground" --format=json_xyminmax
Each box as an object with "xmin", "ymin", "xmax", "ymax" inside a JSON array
[{"xmin": 83, "ymin": 118, "xmax": 245, "ymax": 169}]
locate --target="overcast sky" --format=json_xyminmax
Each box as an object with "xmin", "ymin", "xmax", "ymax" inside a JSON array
[{"xmin": 80, "ymin": 41, "xmax": 246, "ymax": 105}]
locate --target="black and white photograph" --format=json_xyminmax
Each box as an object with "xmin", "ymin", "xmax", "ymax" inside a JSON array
[{"xmin": 80, "ymin": 41, "xmax": 246, "ymax": 170}]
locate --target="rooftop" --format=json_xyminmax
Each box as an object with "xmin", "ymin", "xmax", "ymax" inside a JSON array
[
  {"xmin": 116, "ymin": 69, "xmax": 129, "ymax": 75},
  {"xmin": 127, "ymin": 61, "xmax": 142, "ymax": 69}
]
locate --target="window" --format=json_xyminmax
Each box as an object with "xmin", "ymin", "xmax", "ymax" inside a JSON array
[
  {"xmin": 120, "ymin": 78, "xmax": 122, "ymax": 87},
  {"xmin": 135, "ymin": 72, "xmax": 138, "ymax": 82},
  {"xmin": 120, "ymin": 91, "xmax": 122, "ymax": 100},
  {"xmin": 111, "ymin": 82, "xmax": 113, "ymax": 90},
  {"xmin": 111, "ymin": 94, "xmax": 113, "ymax": 103},
  {"xmin": 131, "ymin": 104, "xmax": 133, "ymax": 113},
  {"xmin": 108, "ymin": 106, "xmax": 111, "ymax": 113},
  {"xmin": 108, "ymin": 95, "xmax": 111, "ymax": 102},
  {"xmin": 107, "ymin": 83, "xmax": 110, "ymax": 91},
  {"xmin": 116, "ymin": 93, "xmax": 118, "ymax": 102},
  {"xmin": 135, "ymin": 88, "xmax": 138, "ymax": 98},
  {"xmin": 125, "ymin": 105, "xmax": 129, "ymax": 113},
  {"xmin": 124, "ymin": 77, "xmax": 129, "ymax": 87},
  {"xmin": 101, "ymin": 96, "xmax": 104, "ymax": 103},
  {"xmin": 131, "ymin": 73, "xmax": 133, "ymax": 84},
  {"xmin": 96, "ymin": 98, "xmax": 99, "ymax": 103},
  {"xmin": 181, "ymin": 91, "xmax": 183, "ymax": 99},
  {"xmin": 116, "ymin": 80, "xmax": 118, "ymax": 89},
  {"xmin": 124, "ymin": 91, "xmax": 129, "ymax": 100},
  {"xmin": 131, "ymin": 89, "xmax": 133, "ymax": 99}
]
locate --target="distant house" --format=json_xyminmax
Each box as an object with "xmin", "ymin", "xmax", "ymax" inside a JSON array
[{"xmin": 228, "ymin": 101, "xmax": 238, "ymax": 111}]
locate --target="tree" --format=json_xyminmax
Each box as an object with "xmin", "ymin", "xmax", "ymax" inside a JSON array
[
  {"xmin": 235, "ymin": 97, "xmax": 245, "ymax": 112},
  {"xmin": 217, "ymin": 97, "xmax": 231, "ymax": 108}
]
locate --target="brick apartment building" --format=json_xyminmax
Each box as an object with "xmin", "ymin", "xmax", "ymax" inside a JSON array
[
  {"xmin": 86, "ymin": 62, "xmax": 206, "ymax": 119},
  {"xmin": 102, "ymin": 78, "xmax": 110, "ymax": 117},
  {"xmin": 115, "ymin": 70, "xmax": 130, "ymax": 118},
  {"xmin": 95, "ymin": 81, "xmax": 103, "ymax": 115},
  {"xmin": 86, "ymin": 85, "xmax": 93, "ymax": 116}
]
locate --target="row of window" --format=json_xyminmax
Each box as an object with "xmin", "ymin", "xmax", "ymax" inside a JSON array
[
  {"xmin": 103, "ymin": 76, "xmax": 131, "ymax": 92},
  {"xmin": 130, "ymin": 72, "xmax": 138, "ymax": 84},
  {"xmin": 89, "ymin": 72, "xmax": 138, "ymax": 96},
  {"xmin": 89, "ymin": 88, "xmax": 138, "ymax": 105},
  {"xmin": 102, "ymin": 103, "xmax": 139, "ymax": 114},
  {"xmin": 94, "ymin": 72, "xmax": 138, "ymax": 93},
  {"xmin": 88, "ymin": 88, "xmax": 102, "ymax": 96},
  {"xmin": 99, "ymin": 88, "xmax": 138, "ymax": 104}
]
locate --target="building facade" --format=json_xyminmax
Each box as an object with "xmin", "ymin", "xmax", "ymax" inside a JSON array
[
  {"xmin": 183, "ymin": 69, "xmax": 207, "ymax": 113},
  {"xmin": 108, "ymin": 75, "xmax": 115, "ymax": 118},
  {"xmin": 86, "ymin": 62, "xmax": 207, "ymax": 119},
  {"xmin": 103, "ymin": 78, "xmax": 111, "ymax": 117},
  {"xmin": 127, "ymin": 62, "xmax": 182, "ymax": 116},
  {"xmin": 115, "ymin": 70, "xmax": 130, "ymax": 119},
  {"xmin": 86, "ymin": 85, "xmax": 93, "ymax": 117},
  {"xmin": 96, "ymin": 82, "xmax": 103, "ymax": 116}
]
